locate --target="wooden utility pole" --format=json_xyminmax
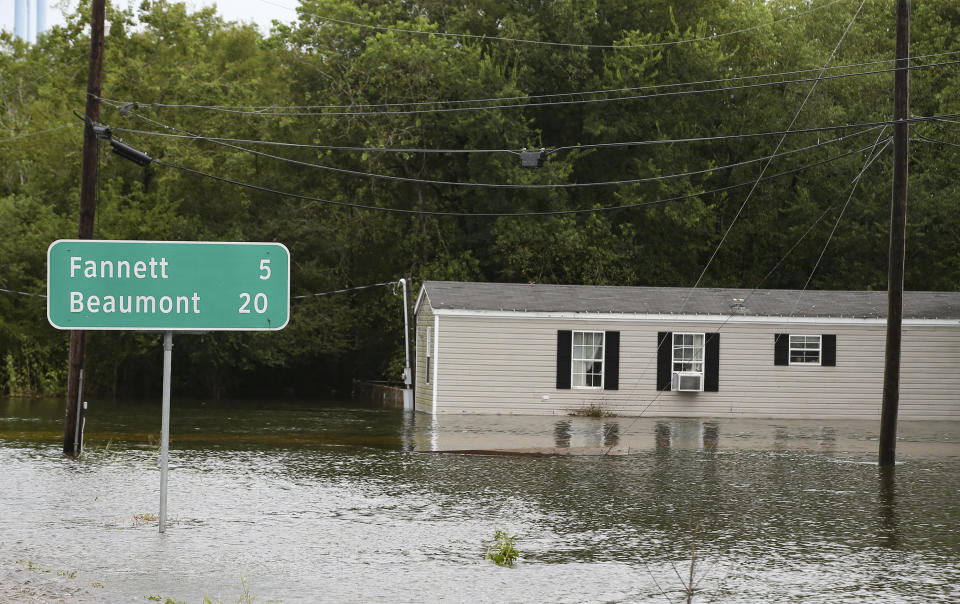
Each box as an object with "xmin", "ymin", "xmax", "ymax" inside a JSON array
[
  {"xmin": 880, "ymin": 0, "xmax": 910, "ymax": 467},
  {"xmin": 64, "ymin": 0, "xmax": 105, "ymax": 457}
]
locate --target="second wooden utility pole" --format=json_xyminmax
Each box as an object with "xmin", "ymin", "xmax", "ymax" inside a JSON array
[
  {"xmin": 64, "ymin": 0, "xmax": 105, "ymax": 457},
  {"xmin": 879, "ymin": 0, "xmax": 910, "ymax": 467}
]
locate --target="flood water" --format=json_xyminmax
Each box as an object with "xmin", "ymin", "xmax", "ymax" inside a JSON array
[{"xmin": 1, "ymin": 397, "xmax": 959, "ymax": 603}]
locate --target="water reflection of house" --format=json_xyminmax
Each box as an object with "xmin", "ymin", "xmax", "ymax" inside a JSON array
[{"xmin": 414, "ymin": 281, "xmax": 960, "ymax": 419}]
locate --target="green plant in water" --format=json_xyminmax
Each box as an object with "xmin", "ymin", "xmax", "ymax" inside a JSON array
[
  {"xmin": 203, "ymin": 576, "xmax": 256, "ymax": 604},
  {"xmin": 569, "ymin": 402, "xmax": 615, "ymax": 417},
  {"xmin": 133, "ymin": 513, "xmax": 158, "ymax": 527},
  {"xmin": 485, "ymin": 530, "xmax": 520, "ymax": 567},
  {"xmin": 80, "ymin": 438, "xmax": 116, "ymax": 462}
]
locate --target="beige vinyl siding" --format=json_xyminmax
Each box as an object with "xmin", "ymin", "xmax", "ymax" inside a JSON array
[{"xmin": 424, "ymin": 312, "xmax": 960, "ymax": 420}]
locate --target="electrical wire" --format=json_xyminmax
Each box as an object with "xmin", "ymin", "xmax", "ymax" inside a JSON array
[
  {"xmin": 720, "ymin": 132, "xmax": 890, "ymax": 313},
  {"xmin": 721, "ymin": 127, "xmax": 891, "ymax": 333},
  {"xmin": 114, "ymin": 112, "xmax": 882, "ymax": 188},
  {"xmin": 109, "ymin": 126, "xmax": 520, "ymax": 154},
  {"xmin": 927, "ymin": 115, "xmax": 960, "ymax": 126},
  {"xmin": 95, "ymin": 50, "xmax": 960, "ymax": 113},
  {"xmin": 258, "ymin": 0, "xmax": 847, "ymax": 50},
  {"xmin": 600, "ymin": 0, "xmax": 870, "ymax": 453},
  {"xmin": 0, "ymin": 287, "xmax": 46, "ymax": 298},
  {"xmin": 99, "ymin": 59, "xmax": 960, "ymax": 117},
  {"xmin": 0, "ymin": 124, "xmax": 77, "ymax": 144},
  {"xmin": 110, "ymin": 112, "xmax": 960, "ymax": 156},
  {"xmin": 153, "ymin": 139, "xmax": 884, "ymax": 217},
  {"xmin": 595, "ymin": 133, "xmax": 891, "ymax": 452},
  {"xmin": 292, "ymin": 281, "xmax": 399, "ymax": 299},
  {"xmin": 793, "ymin": 138, "xmax": 893, "ymax": 300},
  {"xmin": 0, "ymin": 53, "xmax": 87, "ymax": 101},
  {"xmin": 681, "ymin": 0, "xmax": 867, "ymax": 308},
  {"xmin": 915, "ymin": 134, "xmax": 960, "ymax": 151}
]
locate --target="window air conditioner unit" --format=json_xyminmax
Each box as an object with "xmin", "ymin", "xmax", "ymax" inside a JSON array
[{"xmin": 672, "ymin": 372, "xmax": 703, "ymax": 392}]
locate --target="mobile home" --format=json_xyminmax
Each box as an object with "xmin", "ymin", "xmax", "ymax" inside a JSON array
[{"xmin": 414, "ymin": 281, "xmax": 960, "ymax": 419}]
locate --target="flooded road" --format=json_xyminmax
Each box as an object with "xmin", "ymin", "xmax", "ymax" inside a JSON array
[{"xmin": 2, "ymin": 398, "xmax": 959, "ymax": 603}]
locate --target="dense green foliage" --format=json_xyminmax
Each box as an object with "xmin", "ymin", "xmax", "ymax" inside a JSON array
[{"xmin": 1, "ymin": 0, "xmax": 958, "ymax": 398}]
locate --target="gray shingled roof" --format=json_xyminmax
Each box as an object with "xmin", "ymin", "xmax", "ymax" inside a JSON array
[{"xmin": 421, "ymin": 281, "xmax": 960, "ymax": 320}]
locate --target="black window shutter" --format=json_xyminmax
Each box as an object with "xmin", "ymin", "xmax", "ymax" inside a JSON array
[
  {"xmin": 774, "ymin": 333, "xmax": 789, "ymax": 366},
  {"xmin": 604, "ymin": 331, "xmax": 620, "ymax": 390},
  {"xmin": 822, "ymin": 334, "xmax": 836, "ymax": 366},
  {"xmin": 704, "ymin": 333, "xmax": 720, "ymax": 392},
  {"xmin": 556, "ymin": 330, "xmax": 572, "ymax": 389},
  {"xmin": 657, "ymin": 332, "xmax": 672, "ymax": 391}
]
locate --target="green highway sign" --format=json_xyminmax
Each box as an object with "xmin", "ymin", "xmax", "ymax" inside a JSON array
[{"xmin": 47, "ymin": 240, "xmax": 290, "ymax": 331}]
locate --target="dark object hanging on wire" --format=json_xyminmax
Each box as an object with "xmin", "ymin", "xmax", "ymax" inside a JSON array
[
  {"xmin": 520, "ymin": 148, "xmax": 546, "ymax": 168},
  {"xmin": 73, "ymin": 111, "xmax": 151, "ymax": 166},
  {"xmin": 110, "ymin": 139, "xmax": 152, "ymax": 166},
  {"xmin": 92, "ymin": 123, "xmax": 112, "ymax": 139}
]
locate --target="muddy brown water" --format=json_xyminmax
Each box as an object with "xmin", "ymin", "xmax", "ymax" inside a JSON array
[{"xmin": 1, "ymin": 397, "xmax": 958, "ymax": 603}]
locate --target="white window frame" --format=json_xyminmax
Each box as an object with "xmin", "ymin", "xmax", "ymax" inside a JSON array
[
  {"xmin": 789, "ymin": 334, "xmax": 821, "ymax": 366},
  {"xmin": 425, "ymin": 326, "xmax": 433, "ymax": 384},
  {"xmin": 672, "ymin": 332, "xmax": 705, "ymax": 392},
  {"xmin": 571, "ymin": 330, "xmax": 604, "ymax": 389}
]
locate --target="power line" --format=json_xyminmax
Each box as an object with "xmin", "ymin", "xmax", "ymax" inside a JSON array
[
  {"xmin": 292, "ymin": 281, "xmax": 399, "ymax": 299},
  {"xmin": 730, "ymin": 128, "xmax": 892, "ymax": 328},
  {"xmin": 683, "ymin": 0, "xmax": 867, "ymax": 309},
  {"xmin": 100, "ymin": 59, "xmax": 960, "ymax": 117},
  {"xmin": 96, "ymin": 50, "xmax": 960, "ymax": 113},
  {"xmin": 114, "ymin": 102, "xmax": 960, "ymax": 155},
  {"xmin": 100, "ymin": 50, "xmax": 960, "ymax": 113},
  {"xmin": 109, "ymin": 126, "xmax": 520, "ymax": 155},
  {"xmin": 794, "ymin": 137, "xmax": 893, "ymax": 300},
  {"xmin": 601, "ymin": 0, "xmax": 871, "ymax": 450},
  {"xmin": 0, "ymin": 124, "xmax": 77, "ymax": 144},
  {"xmin": 0, "ymin": 54, "xmax": 87, "ymax": 101},
  {"xmin": 120, "ymin": 118, "xmax": 882, "ymax": 189},
  {"xmin": 926, "ymin": 115, "xmax": 960, "ymax": 126},
  {"xmin": 154, "ymin": 139, "xmax": 885, "ymax": 217},
  {"xmin": 733, "ymin": 129, "xmax": 889, "ymax": 306},
  {"xmin": 915, "ymin": 133, "xmax": 960, "ymax": 151},
  {"xmin": 257, "ymin": 0, "xmax": 847, "ymax": 50},
  {"xmin": 550, "ymin": 120, "xmax": 899, "ymax": 153},
  {"xmin": 0, "ymin": 287, "xmax": 46, "ymax": 298},
  {"xmin": 613, "ymin": 129, "xmax": 893, "ymax": 433}
]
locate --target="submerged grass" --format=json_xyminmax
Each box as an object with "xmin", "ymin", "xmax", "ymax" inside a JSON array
[
  {"xmin": 16, "ymin": 558, "xmax": 78, "ymax": 579},
  {"xmin": 147, "ymin": 577, "xmax": 256, "ymax": 604},
  {"xmin": 204, "ymin": 576, "xmax": 257, "ymax": 604},
  {"xmin": 569, "ymin": 402, "xmax": 616, "ymax": 417},
  {"xmin": 133, "ymin": 513, "xmax": 158, "ymax": 527}
]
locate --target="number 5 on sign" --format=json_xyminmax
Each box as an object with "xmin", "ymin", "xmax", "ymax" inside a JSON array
[{"xmin": 259, "ymin": 259, "xmax": 271, "ymax": 280}]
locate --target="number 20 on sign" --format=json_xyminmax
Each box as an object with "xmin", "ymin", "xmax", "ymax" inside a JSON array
[{"xmin": 47, "ymin": 240, "xmax": 290, "ymax": 331}]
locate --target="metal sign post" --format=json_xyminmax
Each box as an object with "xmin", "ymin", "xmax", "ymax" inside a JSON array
[{"xmin": 159, "ymin": 331, "xmax": 172, "ymax": 533}]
